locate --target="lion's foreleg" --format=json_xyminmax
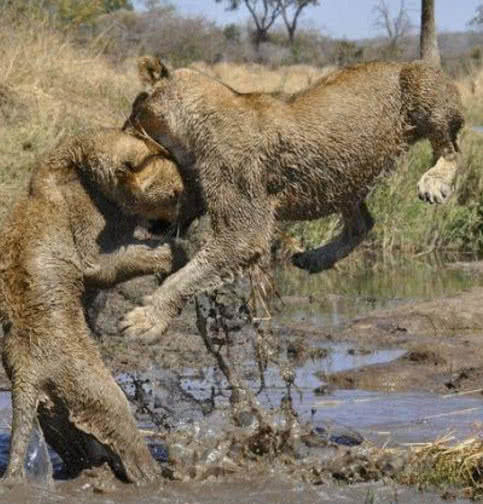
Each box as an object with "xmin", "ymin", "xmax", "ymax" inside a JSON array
[
  {"xmin": 83, "ymin": 239, "xmax": 190, "ymax": 288},
  {"xmin": 292, "ymin": 201, "xmax": 374, "ymax": 273},
  {"xmin": 119, "ymin": 204, "xmax": 275, "ymax": 342},
  {"xmin": 417, "ymin": 122, "xmax": 462, "ymax": 205},
  {"xmin": 417, "ymin": 153, "xmax": 460, "ymax": 205}
]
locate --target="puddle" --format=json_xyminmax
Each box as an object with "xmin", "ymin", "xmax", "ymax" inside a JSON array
[
  {"xmin": 174, "ymin": 348, "xmax": 481, "ymax": 446},
  {"xmin": 318, "ymin": 390, "xmax": 483, "ymax": 444},
  {"xmin": 125, "ymin": 258, "xmax": 483, "ymax": 447},
  {"xmin": 177, "ymin": 344, "xmax": 406, "ymax": 391},
  {"xmin": 0, "ymin": 475, "xmax": 475, "ymax": 504}
]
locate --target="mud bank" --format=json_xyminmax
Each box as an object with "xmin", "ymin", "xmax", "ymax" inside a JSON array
[{"xmin": 326, "ymin": 286, "xmax": 483, "ymax": 394}]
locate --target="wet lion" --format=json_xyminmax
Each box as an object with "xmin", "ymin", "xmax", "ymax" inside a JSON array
[
  {"xmin": 0, "ymin": 127, "xmax": 187, "ymax": 484},
  {"xmin": 120, "ymin": 57, "xmax": 464, "ymax": 342}
]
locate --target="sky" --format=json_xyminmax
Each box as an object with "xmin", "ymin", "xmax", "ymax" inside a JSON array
[{"xmin": 150, "ymin": 0, "xmax": 481, "ymax": 40}]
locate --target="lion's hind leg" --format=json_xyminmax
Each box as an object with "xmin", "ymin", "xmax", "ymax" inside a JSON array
[
  {"xmin": 42, "ymin": 325, "xmax": 161, "ymax": 484},
  {"xmin": 2, "ymin": 331, "xmax": 46, "ymax": 484},
  {"xmin": 292, "ymin": 201, "xmax": 374, "ymax": 273}
]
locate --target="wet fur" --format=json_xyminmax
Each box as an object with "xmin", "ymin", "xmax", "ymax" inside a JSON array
[
  {"xmin": 0, "ymin": 128, "xmax": 188, "ymax": 484},
  {"xmin": 120, "ymin": 58, "xmax": 464, "ymax": 342}
]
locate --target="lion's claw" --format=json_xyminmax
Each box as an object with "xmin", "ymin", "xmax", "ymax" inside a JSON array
[
  {"xmin": 417, "ymin": 174, "xmax": 452, "ymax": 205},
  {"xmin": 417, "ymin": 156, "xmax": 457, "ymax": 205}
]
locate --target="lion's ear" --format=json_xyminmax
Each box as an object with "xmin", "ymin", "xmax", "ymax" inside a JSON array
[{"xmin": 138, "ymin": 55, "xmax": 170, "ymax": 88}]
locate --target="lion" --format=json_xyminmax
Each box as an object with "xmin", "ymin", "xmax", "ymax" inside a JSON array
[
  {"xmin": 118, "ymin": 57, "xmax": 464, "ymax": 343},
  {"xmin": 0, "ymin": 127, "xmax": 190, "ymax": 484}
]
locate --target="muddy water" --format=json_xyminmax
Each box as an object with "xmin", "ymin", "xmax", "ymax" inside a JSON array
[
  {"xmin": 275, "ymin": 255, "xmax": 483, "ymax": 326},
  {"xmin": 176, "ymin": 344, "xmax": 482, "ymax": 445},
  {"xmin": 0, "ymin": 476, "xmax": 475, "ymax": 504},
  {"xmin": 0, "ymin": 258, "xmax": 482, "ymax": 503},
  {"xmin": 271, "ymin": 260, "xmax": 483, "ymax": 443}
]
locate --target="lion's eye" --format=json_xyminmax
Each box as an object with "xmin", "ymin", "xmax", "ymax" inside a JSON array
[{"xmin": 123, "ymin": 161, "xmax": 135, "ymax": 171}]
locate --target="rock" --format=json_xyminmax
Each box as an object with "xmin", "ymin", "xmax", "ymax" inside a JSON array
[{"xmin": 314, "ymin": 422, "xmax": 364, "ymax": 447}]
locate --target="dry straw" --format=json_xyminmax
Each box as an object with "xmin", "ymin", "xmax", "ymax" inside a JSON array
[{"xmin": 400, "ymin": 434, "xmax": 482, "ymax": 498}]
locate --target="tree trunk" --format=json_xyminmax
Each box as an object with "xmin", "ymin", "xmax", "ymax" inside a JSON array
[
  {"xmin": 420, "ymin": 0, "xmax": 440, "ymax": 67},
  {"xmin": 253, "ymin": 28, "xmax": 269, "ymax": 50}
]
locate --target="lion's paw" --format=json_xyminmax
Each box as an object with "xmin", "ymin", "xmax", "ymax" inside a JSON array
[
  {"xmin": 417, "ymin": 173, "xmax": 453, "ymax": 205},
  {"xmin": 119, "ymin": 306, "xmax": 167, "ymax": 344}
]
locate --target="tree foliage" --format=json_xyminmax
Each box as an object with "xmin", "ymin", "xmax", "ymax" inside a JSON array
[
  {"xmin": 215, "ymin": 0, "xmax": 320, "ymax": 46},
  {"xmin": 280, "ymin": 0, "xmax": 319, "ymax": 44},
  {"xmin": 103, "ymin": 0, "xmax": 132, "ymax": 12},
  {"xmin": 469, "ymin": 3, "xmax": 483, "ymax": 29}
]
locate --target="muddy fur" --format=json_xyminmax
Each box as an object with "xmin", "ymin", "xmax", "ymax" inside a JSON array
[
  {"xmin": 0, "ymin": 128, "xmax": 191, "ymax": 484},
  {"xmin": 119, "ymin": 57, "xmax": 464, "ymax": 342}
]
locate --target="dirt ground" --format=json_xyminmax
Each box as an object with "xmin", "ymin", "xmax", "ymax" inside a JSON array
[{"xmin": 324, "ymin": 286, "xmax": 483, "ymax": 394}]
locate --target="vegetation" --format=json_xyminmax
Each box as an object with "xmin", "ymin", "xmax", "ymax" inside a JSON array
[
  {"xmin": 1, "ymin": 0, "xmax": 132, "ymax": 24},
  {"xmin": 470, "ymin": 3, "xmax": 483, "ymax": 29},
  {"xmin": 398, "ymin": 436, "xmax": 482, "ymax": 499},
  {"xmin": 0, "ymin": 4, "xmax": 140, "ymax": 222},
  {"xmin": 0, "ymin": 1, "xmax": 482, "ymax": 259},
  {"xmin": 289, "ymin": 131, "xmax": 483, "ymax": 261},
  {"xmin": 372, "ymin": 0, "xmax": 412, "ymax": 59},
  {"xmin": 215, "ymin": 0, "xmax": 320, "ymax": 46}
]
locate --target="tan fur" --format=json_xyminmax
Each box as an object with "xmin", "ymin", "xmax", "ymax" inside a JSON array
[
  {"xmin": 0, "ymin": 127, "xmax": 187, "ymax": 484},
  {"xmin": 119, "ymin": 58, "xmax": 464, "ymax": 343},
  {"xmin": 124, "ymin": 160, "xmax": 181, "ymax": 221}
]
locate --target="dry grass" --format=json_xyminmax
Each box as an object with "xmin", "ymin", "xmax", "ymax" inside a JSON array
[
  {"xmin": 0, "ymin": 6, "xmax": 141, "ymax": 221},
  {"xmin": 398, "ymin": 435, "xmax": 483, "ymax": 499},
  {"xmin": 191, "ymin": 60, "xmax": 335, "ymax": 94},
  {"xmin": 455, "ymin": 66, "xmax": 483, "ymax": 125}
]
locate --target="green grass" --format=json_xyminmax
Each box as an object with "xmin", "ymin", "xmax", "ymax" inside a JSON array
[{"xmin": 289, "ymin": 129, "xmax": 483, "ymax": 263}]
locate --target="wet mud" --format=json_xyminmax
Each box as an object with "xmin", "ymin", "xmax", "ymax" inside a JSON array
[
  {"xmin": 0, "ymin": 259, "xmax": 481, "ymax": 502},
  {"xmin": 327, "ymin": 286, "xmax": 483, "ymax": 394}
]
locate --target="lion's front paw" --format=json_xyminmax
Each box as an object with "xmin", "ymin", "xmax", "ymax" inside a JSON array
[
  {"xmin": 119, "ymin": 306, "xmax": 168, "ymax": 344},
  {"xmin": 417, "ymin": 155, "xmax": 458, "ymax": 205},
  {"xmin": 417, "ymin": 172, "xmax": 453, "ymax": 204}
]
